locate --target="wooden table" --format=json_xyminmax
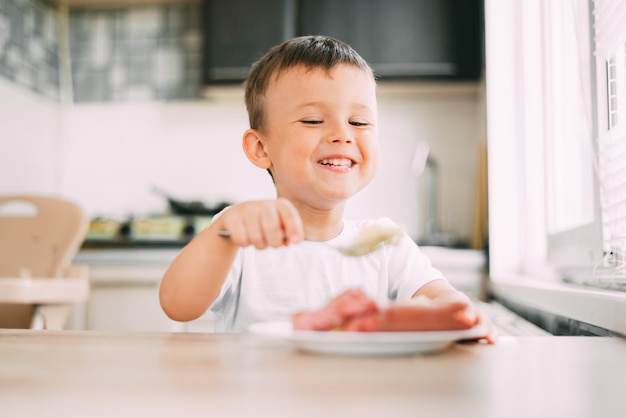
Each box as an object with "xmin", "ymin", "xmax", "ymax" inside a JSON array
[{"xmin": 1, "ymin": 330, "xmax": 625, "ymax": 418}]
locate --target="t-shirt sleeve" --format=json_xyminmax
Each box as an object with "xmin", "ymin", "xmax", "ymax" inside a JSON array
[{"xmin": 383, "ymin": 220, "xmax": 446, "ymax": 301}]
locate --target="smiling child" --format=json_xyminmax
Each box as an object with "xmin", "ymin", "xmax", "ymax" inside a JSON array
[{"xmin": 159, "ymin": 35, "xmax": 495, "ymax": 342}]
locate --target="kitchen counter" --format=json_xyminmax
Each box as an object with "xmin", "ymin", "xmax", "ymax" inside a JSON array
[
  {"xmin": 74, "ymin": 248, "xmax": 180, "ymax": 267},
  {"xmin": 1, "ymin": 329, "xmax": 625, "ymax": 418},
  {"xmin": 81, "ymin": 238, "xmax": 190, "ymax": 249},
  {"xmin": 71, "ymin": 248, "xmax": 200, "ymax": 332}
]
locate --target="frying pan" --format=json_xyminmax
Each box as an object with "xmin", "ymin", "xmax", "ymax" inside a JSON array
[{"xmin": 152, "ymin": 187, "xmax": 230, "ymax": 216}]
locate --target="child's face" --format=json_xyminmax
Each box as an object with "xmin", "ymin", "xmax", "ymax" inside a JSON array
[{"xmin": 259, "ymin": 64, "xmax": 379, "ymax": 210}]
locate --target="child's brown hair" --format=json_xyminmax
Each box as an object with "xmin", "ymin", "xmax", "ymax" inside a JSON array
[{"xmin": 244, "ymin": 35, "xmax": 375, "ymax": 131}]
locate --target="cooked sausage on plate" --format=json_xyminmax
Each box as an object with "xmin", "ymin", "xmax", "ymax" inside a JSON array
[{"xmin": 292, "ymin": 288, "xmax": 478, "ymax": 332}]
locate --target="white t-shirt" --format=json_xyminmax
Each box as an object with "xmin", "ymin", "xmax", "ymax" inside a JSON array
[{"xmin": 209, "ymin": 217, "xmax": 444, "ymax": 332}]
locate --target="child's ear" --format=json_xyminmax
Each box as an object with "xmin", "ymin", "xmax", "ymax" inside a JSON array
[{"xmin": 242, "ymin": 129, "xmax": 271, "ymax": 169}]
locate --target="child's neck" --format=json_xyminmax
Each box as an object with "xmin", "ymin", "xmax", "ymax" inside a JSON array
[
  {"xmin": 304, "ymin": 221, "xmax": 344, "ymax": 242},
  {"xmin": 299, "ymin": 208, "xmax": 345, "ymax": 242}
]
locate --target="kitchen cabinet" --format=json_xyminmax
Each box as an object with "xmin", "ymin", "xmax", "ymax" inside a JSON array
[
  {"xmin": 85, "ymin": 264, "xmax": 183, "ymax": 332},
  {"xmin": 73, "ymin": 249, "xmax": 214, "ymax": 333},
  {"xmin": 299, "ymin": 0, "xmax": 482, "ymax": 80},
  {"xmin": 202, "ymin": 0, "xmax": 295, "ymax": 83},
  {"xmin": 202, "ymin": 0, "xmax": 482, "ymax": 84}
]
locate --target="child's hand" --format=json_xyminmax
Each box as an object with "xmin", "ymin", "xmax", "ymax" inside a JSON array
[{"xmin": 215, "ymin": 198, "xmax": 304, "ymax": 249}]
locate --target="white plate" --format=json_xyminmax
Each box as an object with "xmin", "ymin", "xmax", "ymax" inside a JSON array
[{"xmin": 248, "ymin": 321, "xmax": 488, "ymax": 356}]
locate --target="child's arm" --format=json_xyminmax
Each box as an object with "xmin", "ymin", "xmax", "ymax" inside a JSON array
[
  {"xmin": 410, "ymin": 279, "xmax": 478, "ymax": 324},
  {"xmin": 159, "ymin": 198, "xmax": 304, "ymax": 322}
]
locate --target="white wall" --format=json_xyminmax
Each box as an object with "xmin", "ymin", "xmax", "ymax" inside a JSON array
[
  {"xmin": 60, "ymin": 83, "xmax": 484, "ymax": 242},
  {"xmin": 0, "ymin": 79, "xmax": 64, "ymax": 194},
  {"xmin": 61, "ymin": 90, "xmax": 260, "ymax": 217},
  {"xmin": 0, "ymin": 80, "xmax": 484, "ymax": 243}
]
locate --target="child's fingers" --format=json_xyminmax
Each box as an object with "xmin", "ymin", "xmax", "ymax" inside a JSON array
[
  {"xmin": 217, "ymin": 200, "xmax": 302, "ymax": 249},
  {"xmin": 467, "ymin": 313, "xmax": 498, "ymax": 344},
  {"xmin": 222, "ymin": 207, "xmax": 269, "ymax": 248},
  {"xmin": 257, "ymin": 203, "xmax": 288, "ymax": 248},
  {"xmin": 215, "ymin": 208, "xmax": 251, "ymax": 247},
  {"xmin": 451, "ymin": 304, "xmax": 479, "ymax": 327},
  {"xmin": 275, "ymin": 197, "xmax": 304, "ymax": 244}
]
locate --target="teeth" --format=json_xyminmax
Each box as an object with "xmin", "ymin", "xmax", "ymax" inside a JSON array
[{"xmin": 319, "ymin": 159, "xmax": 353, "ymax": 168}]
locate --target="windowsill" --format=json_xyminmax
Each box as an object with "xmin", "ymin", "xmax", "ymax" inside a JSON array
[{"xmin": 488, "ymin": 275, "xmax": 626, "ymax": 335}]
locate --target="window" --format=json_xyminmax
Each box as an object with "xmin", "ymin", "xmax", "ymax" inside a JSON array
[
  {"xmin": 485, "ymin": 0, "xmax": 626, "ymax": 336},
  {"xmin": 543, "ymin": 0, "xmax": 604, "ymax": 283},
  {"xmin": 591, "ymin": 0, "xmax": 626, "ymax": 289},
  {"xmin": 545, "ymin": 0, "xmax": 626, "ymax": 290},
  {"xmin": 544, "ymin": 0, "xmax": 595, "ymax": 236},
  {"xmin": 485, "ymin": 0, "xmax": 626, "ymax": 290}
]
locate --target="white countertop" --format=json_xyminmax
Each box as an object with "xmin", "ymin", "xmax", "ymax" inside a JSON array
[{"xmin": 75, "ymin": 248, "xmax": 181, "ymax": 266}]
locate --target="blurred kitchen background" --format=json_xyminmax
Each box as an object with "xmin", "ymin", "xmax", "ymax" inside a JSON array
[{"xmin": 0, "ymin": 0, "xmax": 490, "ymax": 332}]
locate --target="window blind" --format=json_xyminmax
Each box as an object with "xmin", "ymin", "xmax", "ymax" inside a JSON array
[{"xmin": 592, "ymin": 0, "xmax": 626, "ymax": 288}]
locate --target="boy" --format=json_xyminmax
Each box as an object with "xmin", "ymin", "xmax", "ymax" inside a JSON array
[{"xmin": 159, "ymin": 35, "xmax": 494, "ymax": 341}]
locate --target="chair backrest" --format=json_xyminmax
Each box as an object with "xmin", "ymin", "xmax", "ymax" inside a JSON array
[{"xmin": 0, "ymin": 195, "xmax": 88, "ymax": 278}]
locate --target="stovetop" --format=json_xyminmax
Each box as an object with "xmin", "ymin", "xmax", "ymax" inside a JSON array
[{"xmin": 83, "ymin": 215, "xmax": 213, "ymax": 249}]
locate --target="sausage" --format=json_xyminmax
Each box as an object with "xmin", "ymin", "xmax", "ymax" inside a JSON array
[
  {"xmin": 292, "ymin": 288, "xmax": 379, "ymax": 331},
  {"xmin": 293, "ymin": 288, "xmax": 478, "ymax": 332}
]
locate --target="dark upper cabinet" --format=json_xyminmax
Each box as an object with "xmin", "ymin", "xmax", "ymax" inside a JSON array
[
  {"xmin": 202, "ymin": 0, "xmax": 482, "ymax": 84},
  {"xmin": 299, "ymin": 0, "xmax": 482, "ymax": 80},
  {"xmin": 202, "ymin": 0, "xmax": 296, "ymax": 84}
]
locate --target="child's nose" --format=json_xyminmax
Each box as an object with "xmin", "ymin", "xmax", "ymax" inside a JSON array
[{"xmin": 329, "ymin": 123, "xmax": 354, "ymax": 144}]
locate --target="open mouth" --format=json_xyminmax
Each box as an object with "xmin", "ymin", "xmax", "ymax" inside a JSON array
[{"xmin": 318, "ymin": 158, "xmax": 354, "ymax": 169}]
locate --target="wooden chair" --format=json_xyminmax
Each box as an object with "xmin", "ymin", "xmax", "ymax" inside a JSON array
[{"xmin": 0, "ymin": 195, "xmax": 90, "ymax": 330}]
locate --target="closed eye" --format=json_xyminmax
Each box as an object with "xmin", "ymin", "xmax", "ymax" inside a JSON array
[
  {"xmin": 350, "ymin": 121, "xmax": 369, "ymax": 127},
  {"xmin": 301, "ymin": 120, "xmax": 323, "ymax": 125}
]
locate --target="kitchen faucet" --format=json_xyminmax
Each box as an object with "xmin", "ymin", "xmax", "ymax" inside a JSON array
[{"xmin": 412, "ymin": 142, "xmax": 460, "ymax": 248}]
